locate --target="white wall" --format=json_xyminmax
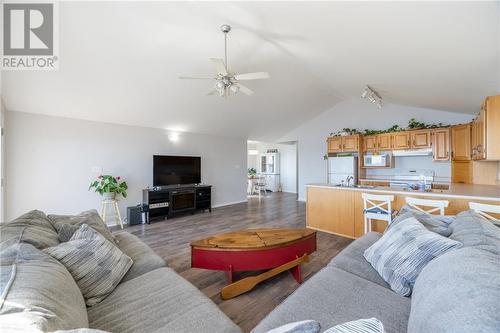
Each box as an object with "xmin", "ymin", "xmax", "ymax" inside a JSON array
[
  {"xmin": 247, "ymin": 141, "xmax": 297, "ymax": 193},
  {"xmin": 279, "ymin": 99, "xmax": 475, "ymax": 201},
  {"xmin": 5, "ymin": 111, "xmax": 247, "ymax": 222}
]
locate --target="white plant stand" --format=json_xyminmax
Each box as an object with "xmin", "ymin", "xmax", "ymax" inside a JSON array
[{"xmin": 100, "ymin": 199, "xmax": 123, "ymax": 229}]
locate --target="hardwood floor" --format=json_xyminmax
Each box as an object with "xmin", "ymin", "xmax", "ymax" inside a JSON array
[{"xmin": 123, "ymin": 192, "xmax": 352, "ymax": 332}]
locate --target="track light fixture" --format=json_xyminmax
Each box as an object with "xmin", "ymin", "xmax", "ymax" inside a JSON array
[{"xmin": 361, "ymin": 85, "xmax": 383, "ymax": 109}]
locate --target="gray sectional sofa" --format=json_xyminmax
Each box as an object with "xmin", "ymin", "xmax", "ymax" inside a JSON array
[
  {"xmin": 0, "ymin": 210, "xmax": 242, "ymax": 333},
  {"xmin": 253, "ymin": 210, "xmax": 500, "ymax": 333}
]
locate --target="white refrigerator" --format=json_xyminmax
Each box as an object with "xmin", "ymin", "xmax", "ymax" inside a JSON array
[{"xmin": 328, "ymin": 156, "xmax": 358, "ymax": 185}]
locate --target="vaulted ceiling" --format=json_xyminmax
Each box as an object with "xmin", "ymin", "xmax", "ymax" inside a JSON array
[{"xmin": 2, "ymin": 1, "xmax": 499, "ymax": 141}]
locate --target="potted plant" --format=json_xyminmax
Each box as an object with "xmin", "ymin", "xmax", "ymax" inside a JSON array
[
  {"xmin": 248, "ymin": 168, "xmax": 257, "ymax": 178},
  {"xmin": 89, "ymin": 175, "xmax": 128, "ymax": 200}
]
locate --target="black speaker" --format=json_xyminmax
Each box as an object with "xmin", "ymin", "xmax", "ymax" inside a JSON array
[{"xmin": 127, "ymin": 205, "xmax": 144, "ymax": 225}]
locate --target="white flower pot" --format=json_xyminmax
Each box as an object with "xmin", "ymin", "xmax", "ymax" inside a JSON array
[{"xmin": 103, "ymin": 192, "xmax": 116, "ymax": 200}]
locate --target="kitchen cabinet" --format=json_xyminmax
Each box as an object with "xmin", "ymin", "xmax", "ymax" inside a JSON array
[
  {"xmin": 471, "ymin": 109, "xmax": 484, "ymax": 160},
  {"xmin": 432, "ymin": 128, "xmax": 450, "ymax": 161},
  {"xmin": 377, "ymin": 134, "xmax": 392, "ymax": 150},
  {"xmin": 392, "ymin": 132, "xmax": 411, "ymax": 149},
  {"xmin": 307, "ymin": 185, "xmax": 500, "ymax": 239},
  {"xmin": 327, "ymin": 137, "xmax": 342, "ymax": 153},
  {"xmin": 342, "ymin": 135, "xmax": 359, "ymax": 152},
  {"xmin": 363, "ymin": 136, "xmax": 377, "ymax": 152},
  {"xmin": 327, "ymin": 135, "xmax": 359, "ymax": 153},
  {"xmin": 411, "ymin": 130, "xmax": 432, "ymax": 149},
  {"xmin": 263, "ymin": 174, "xmax": 280, "ymax": 192},
  {"xmin": 306, "ymin": 187, "xmax": 355, "ymax": 238},
  {"xmin": 451, "ymin": 124, "xmax": 471, "ymax": 161}
]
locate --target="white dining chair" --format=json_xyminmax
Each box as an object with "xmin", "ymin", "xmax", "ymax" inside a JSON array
[
  {"xmin": 405, "ymin": 197, "xmax": 449, "ymax": 216},
  {"xmin": 254, "ymin": 175, "xmax": 267, "ymax": 200},
  {"xmin": 469, "ymin": 202, "xmax": 500, "ymax": 222},
  {"xmin": 362, "ymin": 193, "xmax": 395, "ymax": 234}
]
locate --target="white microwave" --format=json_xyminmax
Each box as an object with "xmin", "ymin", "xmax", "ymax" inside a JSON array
[{"xmin": 364, "ymin": 154, "xmax": 390, "ymax": 167}]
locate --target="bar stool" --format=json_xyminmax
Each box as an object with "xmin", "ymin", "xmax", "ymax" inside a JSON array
[
  {"xmin": 362, "ymin": 193, "xmax": 395, "ymax": 234},
  {"xmin": 469, "ymin": 202, "xmax": 500, "ymax": 222},
  {"xmin": 405, "ymin": 197, "xmax": 449, "ymax": 216}
]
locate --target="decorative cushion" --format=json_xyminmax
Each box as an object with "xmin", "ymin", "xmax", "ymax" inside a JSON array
[
  {"xmin": 408, "ymin": 247, "xmax": 500, "ymax": 333},
  {"xmin": 324, "ymin": 318, "xmax": 384, "ymax": 333},
  {"xmin": 0, "ymin": 210, "xmax": 59, "ymax": 250},
  {"xmin": 389, "ymin": 205, "xmax": 454, "ymax": 236},
  {"xmin": 364, "ymin": 217, "xmax": 461, "ymax": 296},
  {"xmin": 48, "ymin": 209, "xmax": 117, "ymax": 244},
  {"xmin": 449, "ymin": 210, "xmax": 500, "ymax": 255},
  {"xmin": 0, "ymin": 242, "xmax": 88, "ymax": 332},
  {"xmin": 266, "ymin": 320, "xmax": 320, "ymax": 333},
  {"xmin": 43, "ymin": 224, "xmax": 132, "ymax": 306}
]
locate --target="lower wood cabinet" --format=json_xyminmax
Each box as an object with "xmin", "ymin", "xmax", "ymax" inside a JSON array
[
  {"xmin": 307, "ymin": 187, "xmax": 500, "ymax": 239},
  {"xmin": 306, "ymin": 187, "xmax": 355, "ymax": 238}
]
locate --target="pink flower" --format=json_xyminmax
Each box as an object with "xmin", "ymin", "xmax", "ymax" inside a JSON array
[
  {"xmin": 116, "ymin": 176, "xmax": 121, "ymax": 180},
  {"xmin": 98, "ymin": 175, "xmax": 103, "ymax": 179}
]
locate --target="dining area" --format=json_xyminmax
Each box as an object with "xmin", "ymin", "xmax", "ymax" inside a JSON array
[{"xmin": 247, "ymin": 169, "xmax": 268, "ymax": 199}]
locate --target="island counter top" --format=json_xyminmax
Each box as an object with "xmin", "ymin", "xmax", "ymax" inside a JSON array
[{"xmin": 305, "ymin": 183, "xmax": 500, "ymax": 202}]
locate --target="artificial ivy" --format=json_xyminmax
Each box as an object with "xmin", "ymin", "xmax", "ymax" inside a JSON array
[{"xmin": 329, "ymin": 118, "xmax": 447, "ymax": 137}]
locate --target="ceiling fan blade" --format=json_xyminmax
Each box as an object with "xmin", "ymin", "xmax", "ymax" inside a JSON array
[
  {"xmin": 210, "ymin": 58, "xmax": 228, "ymax": 76},
  {"xmin": 179, "ymin": 76, "xmax": 213, "ymax": 80},
  {"xmin": 234, "ymin": 72, "xmax": 270, "ymax": 80},
  {"xmin": 234, "ymin": 83, "xmax": 254, "ymax": 96}
]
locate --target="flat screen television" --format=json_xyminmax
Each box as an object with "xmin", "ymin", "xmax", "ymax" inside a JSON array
[{"xmin": 153, "ymin": 155, "xmax": 201, "ymax": 186}]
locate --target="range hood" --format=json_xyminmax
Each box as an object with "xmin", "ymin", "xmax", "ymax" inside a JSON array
[{"xmin": 392, "ymin": 148, "xmax": 433, "ymax": 157}]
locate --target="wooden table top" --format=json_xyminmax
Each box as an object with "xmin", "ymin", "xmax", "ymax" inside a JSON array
[{"xmin": 191, "ymin": 228, "xmax": 316, "ymax": 250}]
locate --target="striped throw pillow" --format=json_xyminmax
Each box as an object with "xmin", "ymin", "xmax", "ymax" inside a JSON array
[
  {"xmin": 44, "ymin": 224, "xmax": 132, "ymax": 306},
  {"xmin": 323, "ymin": 318, "xmax": 384, "ymax": 333},
  {"xmin": 364, "ymin": 217, "xmax": 461, "ymax": 296}
]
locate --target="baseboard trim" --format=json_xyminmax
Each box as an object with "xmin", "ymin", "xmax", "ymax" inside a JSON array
[{"xmin": 212, "ymin": 199, "xmax": 248, "ymax": 208}]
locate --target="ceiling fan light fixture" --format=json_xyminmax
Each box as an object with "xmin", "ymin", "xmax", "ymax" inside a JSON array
[{"xmin": 179, "ymin": 24, "xmax": 270, "ymax": 98}]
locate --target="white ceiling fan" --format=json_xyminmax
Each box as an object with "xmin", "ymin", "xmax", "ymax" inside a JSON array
[{"xmin": 179, "ymin": 25, "xmax": 270, "ymax": 97}]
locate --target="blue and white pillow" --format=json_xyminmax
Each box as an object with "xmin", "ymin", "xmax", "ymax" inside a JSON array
[
  {"xmin": 364, "ymin": 217, "xmax": 461, "ymax": 296},
  {"xmin": 323, "ymin": 318, "xmax": 384, "ymax": 333}
]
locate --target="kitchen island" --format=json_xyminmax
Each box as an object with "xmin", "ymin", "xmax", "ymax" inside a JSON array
[{"xmin": 306, "ymin": 183, "xmax": 500, "ymax": 239}]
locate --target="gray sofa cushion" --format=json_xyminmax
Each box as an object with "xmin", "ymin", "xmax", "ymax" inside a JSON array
[
  {"xmin": 408, "ymin": 247, "xmax": 500, "ymax": 333},
  {"xmin": 48, "ymin": 209, "xmax": 117, "ymax": 245},
  {"xmin": 114, "ymin": 231, "xmax": 166, "ymax": 282},
  {"xmin": 252, "ymin": 267, "xmax": 410, "ymax": 333},
  {"xmin": 87, "ymin": 267, "xmax": 242, "ymax": 333},
  {"xmin": 449, "ymin": 210, "xmax": 500, "ymax": 255},
  {"xmin": 44, "ymin": 224, "xmax": 133, "ymax": 306},
  {"xmin": 0, "ymin": 210, "xmax": 59, "ymax": 250},
  {"xmin": 0, "ymin": 243, "xmax": 88, "ymax": 332},
  {"xmin": 328, "ymin": 232, "xmax": 389, "ymax": 288},
  {"xmin": 364, "ymin": 217, "xmax": 461, "ymax": 296},
  {"xmin": 389, "ymin": 205, "xmax": 454, "ymax": 236}
]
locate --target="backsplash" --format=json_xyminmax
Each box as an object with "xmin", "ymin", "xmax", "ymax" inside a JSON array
[{"xmin": 366, "ymin": 156, "xmax": 451, "ymax": 182}]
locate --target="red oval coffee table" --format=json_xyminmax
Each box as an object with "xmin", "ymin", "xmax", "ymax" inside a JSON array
[{"xmin": 191, "ymin": 228, "xmax": 317, "ymax": 299}]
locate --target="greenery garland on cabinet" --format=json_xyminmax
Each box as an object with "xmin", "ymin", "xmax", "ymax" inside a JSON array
[{"xmin": 329, "ymin": 118, "xmax": 447, "ymax": 137}]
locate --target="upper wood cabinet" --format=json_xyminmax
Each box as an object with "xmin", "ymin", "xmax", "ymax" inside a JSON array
[
  {"xmin": 327, "ymin": 135, "xmax": 359, "ymax": 153},
  {"xmin": 451, "ymin": 124, "xmax": 471, "ymax": 161},
  {"xmin": 411, "ymin": 130, "xmax": 432, "ymax": 149},
  {"xmin": 377, "ymin": 134, "xmax": 392, "ymax": 150},
  {"xmin": 363, "ymin": 136, "xmax": 377, "ymax": 152},
  {"xmin": 342, "ymin": 135, "xmax": 359, "ymax": 152},
  {"xmin": 327, "ymin": 136, "xmax": 342, "ymax": 153},
  {"xmin": 392, "ymin": 132, "xmax": 411, "ymax": 150},
  {"xmin": 432, "ymin": 128, "xmax": 450, "ymax": 161},
  {"xmin": 471, "ymin": 96, "xmax": 500, "ymax": 161}
]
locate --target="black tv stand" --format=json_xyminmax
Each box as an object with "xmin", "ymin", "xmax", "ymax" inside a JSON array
[{"xmin": 142, "ymin": 184, "xmax": 212, "ymax": 223}]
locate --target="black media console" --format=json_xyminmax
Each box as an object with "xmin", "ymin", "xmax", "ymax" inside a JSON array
[{"xmin": 142, "ymin": 185, "xmax": 212, "ymax": 223}]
